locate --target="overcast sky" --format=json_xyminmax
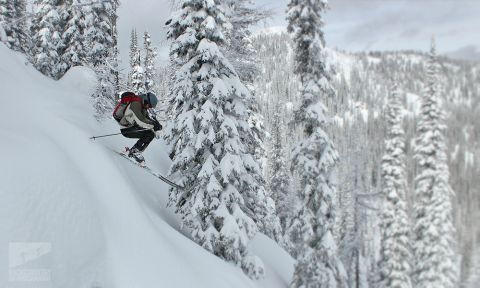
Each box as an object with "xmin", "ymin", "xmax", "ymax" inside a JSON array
[{"xmin": 117, "ymin": 0, "xmax": 480, "ymax": 68}]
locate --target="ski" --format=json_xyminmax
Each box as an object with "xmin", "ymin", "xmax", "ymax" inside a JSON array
[
  {"xmin": 110, "ymin": 148, "xmax": 195, "ymax": 207},
  {"xmin": 111, "ymin": 149, "xmax": 184, "ymax": 190}
]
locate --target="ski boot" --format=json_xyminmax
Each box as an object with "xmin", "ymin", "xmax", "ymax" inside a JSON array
[{"xmin": 127, "ymin": 147, "xmax": 145, "ymax": 165}]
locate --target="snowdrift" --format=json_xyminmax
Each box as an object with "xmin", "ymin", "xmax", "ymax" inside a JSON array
[{"xmin": 0, "ymin": 44, "xmax": 294, "ymax": 288}]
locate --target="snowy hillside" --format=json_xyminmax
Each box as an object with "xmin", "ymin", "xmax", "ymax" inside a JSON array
[{"xmin": 0, "ymin": 44, "xmax": 294, "ymax": 288}]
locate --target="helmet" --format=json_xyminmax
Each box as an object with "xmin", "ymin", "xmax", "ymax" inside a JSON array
[{"xmin": 142, "ymin": 92, "xmax": 158, "ymax": 108}]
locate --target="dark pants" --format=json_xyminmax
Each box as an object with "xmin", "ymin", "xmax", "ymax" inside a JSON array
[{"xmin": 121, "ymin": 126, "xmax": 155, "ymax": 152}]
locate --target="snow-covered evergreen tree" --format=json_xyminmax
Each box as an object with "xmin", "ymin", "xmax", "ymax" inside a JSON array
[
  {"xmin": 286, "ymin": 0, "xmax": 347, "ymax": 287},
  {"xmin": 13, "ymin": 0, "xmax": 27, "ymax": 51},
  {"xmin": 165, "ymin": 0, "xmax": 265, "ymax": 279},
  {"xmin": 143, "ymin": 31, "xmax": 158, "ymax": 93},
  {"xmin": 0, "ymin": 1, "xmax": 5, "ymax": 40},
  {"xmin": 109, "ymin": 3, "xmax": 120, "ymax": 93},
  {"xmin": 0, "ymin": 0, "xmax": 14, "ymax": 44},
  {"xmin": 127, "ymin": 28, "xmax": 145, "ymax": 93},
  {"xmin": 62, "ymin": 0, "xmax": 87, "ymax": 70},
  {"xmin": 377, "ymin": 83, "xmax": 412, "ymax": 288},
  {"xmin": 128, "ymin": 28, "xmax": 138, "ymax": 85},
  {"xmin": 130, "ymin": 50, "xmax": 145, "ymax": 94},
  {"xmin": 85, "ymin": 0, "xmax": 119, "ymax": 118},
  {"xmin": 0, "ymin": 0, "xmax": 27, "ymax": 51},
  {"xmin": 220, "ymin": 0, "xmax": 268, "ymax": 162},
  {"xmin": 220, "ymin": 0, "xmax": 269, "ymax": 84},
  {"xmin": 219, "ymin": 0, "xmax": 282, "ymax": 244},
  {"xmin": 30, "ymin": 0, "xmax": 66, "ymax": 79},
  {"xmin": 84, "ymin": 0, "xmax": 117, "ymax": 67},
  {"xmin": 0, "ymin": 0, "xmax": 14, "ymax": 43},
  {"xmin": 268, "ymin": 102, "xmax": 292, "ymax": 235},
  {"xmin": 413, "ymin": 38, "xmax": 459, "ymax": 288}
]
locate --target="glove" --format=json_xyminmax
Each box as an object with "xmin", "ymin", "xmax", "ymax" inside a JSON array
[
  {"xmin": 155, "ymin": 131, "xmax": 161, "ymax": 139},
  {"xmin": 153, "ymin": 120, "xmax": 162, "ymax": 131}
]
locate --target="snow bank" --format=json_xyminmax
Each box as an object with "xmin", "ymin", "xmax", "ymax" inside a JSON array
[{"xmin": 0, "ymin": 44, "xmax": 294, "ymax": 288}]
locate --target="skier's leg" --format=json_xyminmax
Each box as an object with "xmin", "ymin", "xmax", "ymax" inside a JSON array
[
  {"xmin": 120, "ymin": 127, "xmax": 149, "ymax": 163},
  {"xmin": 137, "ymin": 130, "xmax": 155, "ymax": 152},
  {"xmin": 121, "ymin": 127, "xmax": 154, "ymax": 156},
  {"xmin": 120, "ymin": 126, "xmax": 143, "ymax": 139}
]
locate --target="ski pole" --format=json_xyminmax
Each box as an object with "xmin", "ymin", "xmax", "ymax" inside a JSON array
[
  {"xmin": 89, "ymin": 129, "xmax": 152, "ymax": 140},
  {"xmin": 89, "ymin": 133, "xmax": 123, "ymax": 140}
]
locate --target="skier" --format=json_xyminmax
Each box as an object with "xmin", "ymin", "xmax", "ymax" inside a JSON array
[{"xmin": 114, "ymin": 91, "xmax": 162, "ymax": 163}]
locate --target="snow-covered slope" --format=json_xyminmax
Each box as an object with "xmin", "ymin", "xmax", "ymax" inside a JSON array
[{"xmin": 0, "ymin": 44, "xmax": 294, "ymax": 288}]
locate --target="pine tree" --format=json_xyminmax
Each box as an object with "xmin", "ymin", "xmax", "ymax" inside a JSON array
[
  {"xmin": 286, "ymin": 0, "xmax": 347, "ymax": 287},
  {"xmin": 0, "ymin": 0, "xmax": 15, "ymax": 46},
  {"xmin": 0, "ymin": 1, "xmax": 5, "ymax": 40},
  {"xmin": 62, "ymin": 0, "xmax": 87, "ymax": 70},
  {"xmin": 220, "ymin": 0, "xmax": 283, "ymax": 243},
  {"xmin": 30, "ymin": 0, "xmax": 93, "ymax": 79},
  {"xmin": 108, "ymin": 0, "xmax": 120, "ymax": 93},
  {"xmin": 128, "ymin": 28, "xmax": 138, "ymax": 86},
  {"xmin": 130, "ymin": 49, "xmax": 145, "ymax": 94},
  {"xmin": 269, "ymin": 102, "xmax": 292, "ymax": 234},
  {"xmin": 377, "ymin": 83, "xmax": 412, "ymax": 288},
  {"xmin": 30, "ymin": 0, "xmax": 66, "ymax": 79},
  {"xmin": 0, "ymin": 0, "xmax": 27, "ymax": 51},
  {"xmin": 413, "ymin": 38, "xmax": 459, "ymax": 288},
  {"xmin": 85, "ymin": 0, "xmax": 119, "ymax": 118},
  {"xmin": 128, "ymin": 28, "xmax": 145, "ymax": 93},
  {"xmin": 221, "ymin": 0, "xmax": 269, "ymax": 84},
  {"xmin": 13, "ymin": 0, "xmax": 27, "ymax": 52},
  {"xmin": 84, "ymin": 0, "xmax": 117, "ymax": 67},
  {"xmin": 165, "ymin": 0, "xmax": 265, "ymax": 279},
  {"xmin": 143, "ymin": 31, "xmax": 158, "ymax": 93},
  {"xmin": 220, "ymin": 0, "xmax": 268, "ymax": 165}
]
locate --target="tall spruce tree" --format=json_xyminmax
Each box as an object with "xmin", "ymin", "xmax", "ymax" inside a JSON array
[
  {"xmin": 413, "ymin": 38, "xmax": 459, "ymax": 288},
  {"xmin": 165, "ymin": 0, "xmax": 265, "ymax": 279},
  {"xmin": 220, "ymin": 0, "xmax": 282, "ymax": 243},
  {"xmin": 85, "ymin": 0, "xmax": 119, "ymax": 118},
  {"xmin": 84, "ymin": 0, "xmax": 117, "ymax": 67},
  {"xmin": 130, "ymin": 49, "xmax": 145, "ymax": 94},
  {"xmin": 13, "ymin": 0, "xmax": 27, "ymax": 52},
  {"xmin": 128, "ymin": 28, "xmax": 138, "ymax": 86},
  {"xmin": 221, "ymin": 0, "xmax": 269, "ymax": 83},
  {"xmin": 0, "ymin": 0, "xmax": 27, "ymax": 51},
  {"xmin": 143, "ymin": 31, "xmax": 158, "ymax": 93},
  {"xmin": 0, "ymin": 0, "xmax": 5, "ymax": 39},
  {"xmin": 30, "ymin": 0, "xmax": 66, "ymax": 79},
  {"xmin": 128, "ymin": 28, "xmax": 145, "ymax": 93},
  {"xmin": 377, "ymin": 83, "xmax": 412, "ymax": 288},
  {"xmin": 30, "ymin": 0, "xmax": 91, "ymax": 79},
  {"xmin": 110, "ymin": 9, "xmax": 120, "ymax": 93},
  {"xmin": 0, "ymin": 0, "xmax": 14, "ymax": 44},
  {"xmin": 62, "ymin": 0, "xmax": 87, "ymax": 70},
  {"xmin": 220, "ymin": 0, "xmax": 268, "ymax": 164},
  {"xmin": 286, "ymin": 0, "xmax": 347, "ymax": 287},
  {"xmin": 269, "ymin": 102, "xmax": 292, "ymax": 235}
]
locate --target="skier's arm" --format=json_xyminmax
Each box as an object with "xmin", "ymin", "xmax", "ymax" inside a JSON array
[
  {"xmin": 151, "ymin": 117, "xmax": 162, "ymax": 131},
  {"xmin": 146, "ymin": 111, "xmax": 163, "ymax": 131}
]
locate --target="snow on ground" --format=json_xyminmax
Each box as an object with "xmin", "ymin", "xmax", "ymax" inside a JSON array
[
  {"xmin": 326, "ymin": 48, "xmax": 356, "ymax": 84},
  {"xmin": 0, "ymin": 44, "xmax": 294, "ymax": 288},
  {"xmin": 253, "ymin": 26, "xmax": 287, "ymax": 37},
  {"xmin": 465, "ymin": 247, "xmax": 480, "ymax": 288}
]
